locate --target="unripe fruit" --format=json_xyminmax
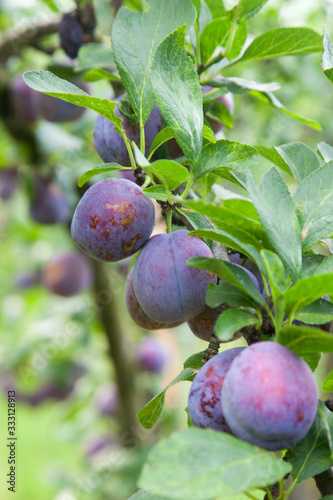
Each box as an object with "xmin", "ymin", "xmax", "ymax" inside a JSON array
[
  {"xmin": 71, "ymin": 178, "xmax": 155, "ymax": 262},
  {"xmin": 188, "ymin": 347, "xmax": 244, "ymax": 432},
  {"xmin": 125, "ymin": 267, "xmax": 184, "ymax": 330},
  {"xmin": 222, "ymin": 342, "xmax": 318, "ymax": 450},
  {"xmin": 133, "ymin": 230, "xmax": 217, "ymax": 323}
]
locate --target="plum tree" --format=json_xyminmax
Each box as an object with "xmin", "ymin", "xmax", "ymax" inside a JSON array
[
  {"xmin": 222, "ymin": 342, "xmax": 318, "ymax": 450},
  {"xmin": 125, "ymin": 267, "xmax": 184, "ymax": 330},
  {"xmin": 71, "ymin": 178, "xmax": 155, "ymax": 262},
  {"xmin": 133, "ymin": 230, "xmax": 217, "ymax": 323},
  {"xmin": 93, "ymin": 103, "xmax": 162, "ymax": 165},
  {"xmin": 188, "ymin": 347, "xmax": 244, "ymax": 432},
  {"xmin": 42, "ymin": 251, "xmax": 93, "ymax": 297},
  {"xmin": 136, "ymin": 337, "xmax": 167, "ymax": 373},
  {"xmin": 29, "ymin": 176, "xmax": 71, "ymax": 225}
]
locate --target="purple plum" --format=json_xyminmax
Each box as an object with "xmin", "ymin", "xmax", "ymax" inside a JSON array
[
  {"xmin": 95, "ymin": 383, "xmax": 119, "ymax": 417},
  {"xmin": 188, "ymin": 347, "xmax": 244, "ymax": 432},
  {"xmin": 133, "ymin": 230, "xmax": 217, "ymax": 323},
  {"xmin": 29, "ymin": 176, "xmax": 71, "ymax": 224},
  {"xmin": 125, "ymin": 267, "xmax": 184, "ymax": 330},
  {"xmin": 37, "ymin": 79, "xmax": 88, "ymax": 122},
  {"xmin": 93, "ymin": 103, "xmax": 162, "ymax": 166},
  {"xmin": 9, "ymin": 75, "xmax": 39, "ymax": 125},
  {"xmin": 0, "ymin": 168, "xmax": 19, "ymax": 200},
  {"xmin": 71, "ymin": 178, "xmax": 155, "ymax": 262},
  {"xmin": 42, "ymin": 251, "xmax": 93, "ymax": 297},
  {"xmin": 136, "ymin": 337, "xmax": 167, "ymax": 373},
  {"xmin": 222, "ymin": 342, "xmax": 318, "ymax": 450}
]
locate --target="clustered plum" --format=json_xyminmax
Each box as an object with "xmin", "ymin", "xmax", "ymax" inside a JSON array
[{"xmin": 188, "ymin": 342, "xmax": 318, "ymax": 450}]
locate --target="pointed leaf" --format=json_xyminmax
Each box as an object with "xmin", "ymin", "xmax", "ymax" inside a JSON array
[
  {"xmin": 246, "ymin": 168, "xmax": 302, "ymax": 282},
  {"xmin": 293, "ymin": 162, "xmax": 333, "ymax": 249},
  {"xmin": 112, "ymin": 0, "xmax": 196, "ymax": 124},
  {"xmin": 286, "ymin": 402, "xmax": 333, "ymax": 483},
  {"xmin": 78, "ymin": 164, "xmax": 129, "ymax": 187},
  {"xmin": 136, "ymin": 368, "xmax": 195, "ymax": 429},
  {"xmin": 151, "ymin": 26, "xmax": 203, "ymax": 167},
  {"xmin": 215, "ymin": 309, "xmax": 257, "ymax": 341},
  {"xmin": 318, "ymin": 141, "xmax": 333, "ymax": 163},
  {"xmin": 206, "ymin": 281, "xmax": 258, "ymax": 309},
  {"xmin": 279, "ymin": 325, "xmax": 333, "ymax": 354},
  {"xmin": 195, "ymin": 139, "xmax": 259, "ymax": 179},
  {"xmin": 322, "ymin": 26, "xmax": 333, "ymax": 83},
  {"xmin": 284, "ymin": 274, "xmax": 333, "ymax": 315},
  {"xmin": 236, "ymin": 27, "xmax": 322, "ymax": 64},
  {"xmin": 275, "ymin": 142, "xmax": 321, "ymax": 183},
  {"xmin": 23, "ymin": 70, "xmax": 123, "ymax": 131},
  {"xmin": 139, "ymin": 428, "xmax": 292, "ymax": 499}
]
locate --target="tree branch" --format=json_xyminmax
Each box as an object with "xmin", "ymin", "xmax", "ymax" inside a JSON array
[
  {"xmin": 0, "ymin": 17, "xmax": 61, "ymax": 61},
  {"xmin": 93, "ymin": 260, "xmax": 138, "ymax": 445}
]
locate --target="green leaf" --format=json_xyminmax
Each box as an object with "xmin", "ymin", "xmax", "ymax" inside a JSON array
[
  {"xmin": 274, "ymin": 142, "xmax": 321, "ymax": 183},
  {"xmin": 182, "ymin": 200, "xmax": 268, "ymax": 249},
  {"xmin": 188, "ymin": 257, "xmax": 265, "ymax": 305},
  {"xmin": 129, "ymin": 492, "xmax": 171, "ymax": 500},
  {"xmin": 206, "ymin": 100, "xmax": 234, "ymax": 128},
  {"xmin": 286, "ymin": 402, "xmax": 333, "ymax": 483},
  {"xmin": 295, "ymin": 298, "xmax": 333, "ymax": 325},
  {"xmin": 205, "ymin": 0, "xmax": 226, "ymax": 18},
  {"xmin": 136, "ymin": 368, "xmax": 195, "ymax": 429},
  {"xmin": 279, "ymin": 325, "xmax": 333, "ymax": 354},
  {"xmin": 148, "ymin": 127, "xmax": 175, "ymax": 160},
  {"xmin": 203, "ymin": 124, "xmax": 217, "ymax": 143},
  {"xmin": 260, "ymin": 249, "xmax": 286, "ymax": 331},
  {"xmin": 235, "ymin": 27, "xmax": 322, "ymax": 64},
  {"xmin": 176, "ymin": 208, "xmax": 212, "ymax": 232},
  {"xmin": 189, "ymin": 228, "xmax": 266, "ymax": 275},
  {"xmin": 149, "ymin": 160, "xmax": 189, "ymax": 191},
  {"xmin": 78, "ymin": 164, "xmax": 128, "ymax": 186},
  {"xmin": 236, "ymin": 0, "xmax": 269, "ymax": 19},
  {"xmin": 206, "ymin": 281, "xmax": 258, "ymax": 308},
  {"xmin": 151, "ymin": 25, "xmax": 203, "ymax": 167},
  {"xmin": 216, "ymin": 309, "xmax": 257, "ymax": 341},
  {"xmin": 293, "ymin": 163, "xmax": 333, "ymax": 250},
  {"xmin": 82, "ymin": 68, "xmax": 121, "ymax": 83},
  {"xmin": 139, "ymin": 428, "xmax": 292, "ymax": 499},
  {"xmin": 256, "ymin": 145, "xmax": 291, "ymax": 175},
  {"xmin": 23, "ymin": 70, "xmax": 123, "ymax": 132},
  {"xmin": 302, "ymin": 254, "xmax": 326, "ymax": 278},
  {"xmin": 183, "ymin": 351, "xmax": 205, "ymax": 370},
  {"xmin": 322, "ymin": 26, "xmax": 333, "ymax": 83},
  {"xmin": 318, "ymin": 141, "xmax": 333, "ymax": 163},
  {"xmin": 40, "ymin": 0, "xmax": 59, "ymax": 11},
  {"xmin": 323, "ymin": 370, "xmax": 333, "ymax": 392},
  {"xmin": 112, "ymin": 0, "xmax": 196, "ymax": 125},
  {"xmin": 200, "ymin": 17, "xmax": 240, "ymax": 63},
  {"xmin": 284, "ymin": 274, "xmax": 333, "ymax": 315},
  {"xmin": 251, "ymin": 90, "xmax": 322, "ymax": 130},
  {"xmin": 143, "ymin": 185, "xmax": 168, "ymax": 201},
  {"xmin": 195, "ymin": 139, "xmax": 259, "ymax": 179},
  {"xmin": 246, "ymin": 168, "xmax": 302, "ymax": 282},
  {"xmin": 204, "ymin": 75, "xmax": 280, "ymax": 94},
  {"xmin": 76, "ymin": 43, "xmax": 115, "ymax": 71}
]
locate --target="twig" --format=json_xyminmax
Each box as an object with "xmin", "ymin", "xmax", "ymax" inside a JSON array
[{"xmin": 0, "ymin": 17, "xmax": 61, "ymax": 61}]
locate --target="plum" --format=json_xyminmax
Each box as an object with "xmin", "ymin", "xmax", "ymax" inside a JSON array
[
  {"xmin": 95, "ymin": 383, "xmax": 119, "ymax": 417},
  {"xmin": 29, "ymin": 176, "xmax": 71, "ymax": 224},
  {"xmin": 59, "ymin": 13, "xmax": 84, "ymax": 59},
  {"xmin": 0, "ymin": 168, "xmax": 19, "ymax": 200},
  {"xmin": 233, "ymin": 263, "xmax": 261, "ymax": 291},
  {"xmin": 42, "ymin": 251, "xmax": 93, "ymax": 297},
  {"xmin": 188, "ymin": 347, "xmax": 244, "ymax": 432},
  {"xmin": 37, "ymin": 79, "xmax": 88, "ymax": 122},
  {"xmin": 133, "ymin": 230, "xmax": 217, "ymax": 323},
  {"xmin": 137, "ymin": 337, "xmax": 167, "ymax": 373},
  {"xmin": 187, "ymin": 306, "xmax": 220, "ymax": 342},
  {"xmin": 71, "ymin": 178, "xmax": 155, "ymax": 262},
  {"xmin": 9, "ymin": 75, "xmax": 39, "ymax": 125},
  {"xmin": 222, "ymin": 342, "xmax": 318, "ymax": 450},
  {"xmin": 93, "ymin": 103, "xmax": 162, "ymax": 166},
  {"xmin": 125, "ymin": 267, "xmax": 183, "ymax": 330}
]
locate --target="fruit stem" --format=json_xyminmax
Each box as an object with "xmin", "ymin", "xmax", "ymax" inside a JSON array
[
  {"xmin": 180, "ymin": 170, "xmax": 194, "ymax": 199},
  {"xmin": 140, "ymin": 123, "xmax": 145, "ymax": 155},
  {"xmin": 265, "ymin": 487, "xmax": 274, "ymax": 500},
  {"xmin": 121, "ymin": 131, "xmax": 137, "ymax": 170},
  {"xmin": 166, "ymin": 209, "xmax": 172, "ymax": 233},
  {"xmin": 141, "ymin": 174, "xmax": 151, "ymax": 189}
]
